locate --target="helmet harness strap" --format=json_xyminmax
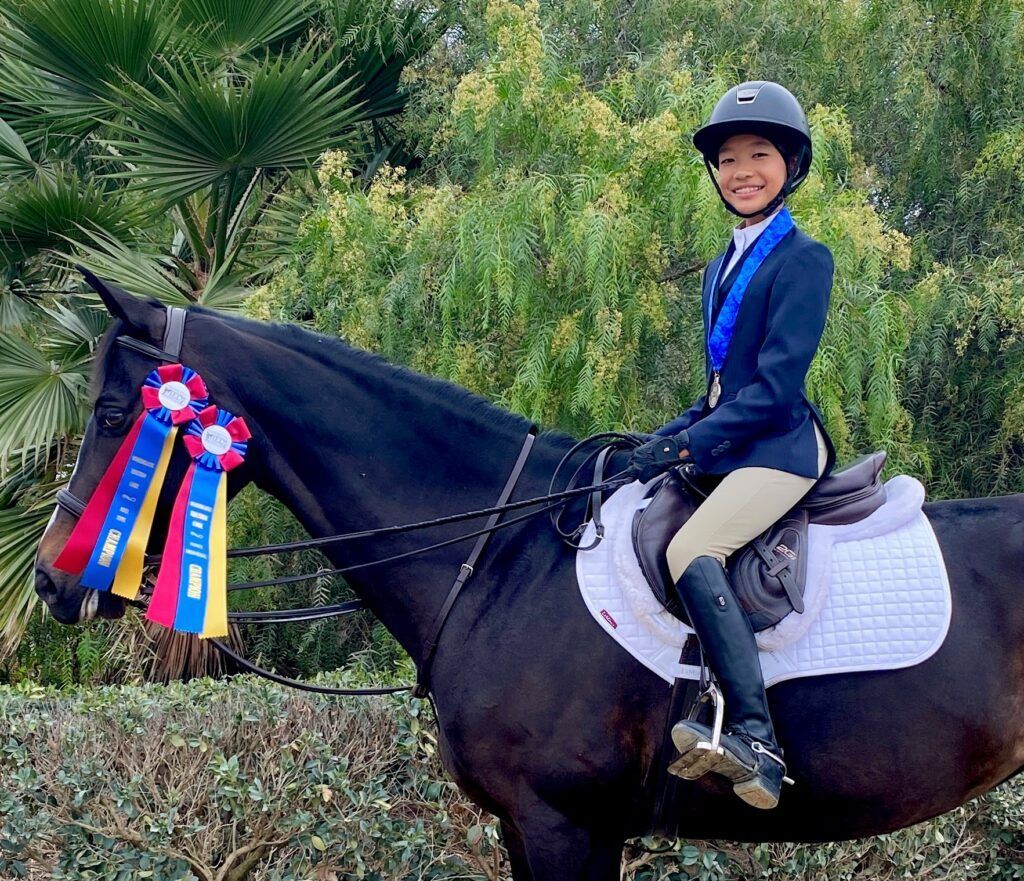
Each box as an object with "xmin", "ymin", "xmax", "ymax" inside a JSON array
[{"xmin": 704, "ymin": 142, "xmax": 810, "ymax": 220}]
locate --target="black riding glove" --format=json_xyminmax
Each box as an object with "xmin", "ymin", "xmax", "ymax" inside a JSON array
[{"xmin": 627, "ymin": 430, "xmax": 690, "ymax": 483}]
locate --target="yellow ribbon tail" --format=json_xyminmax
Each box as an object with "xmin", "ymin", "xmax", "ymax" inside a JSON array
[
  {"xmin": 200, "ymin": 472, "xmax": 229, "ymax": 638},
  {"xmin": 112, "ymin": 426, "xmax": 177, "ymax": 600}
]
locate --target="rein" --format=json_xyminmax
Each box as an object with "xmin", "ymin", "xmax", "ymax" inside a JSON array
[{"xmin": 56, "ymin": 307, "xmax": 639, "ymax": 697}]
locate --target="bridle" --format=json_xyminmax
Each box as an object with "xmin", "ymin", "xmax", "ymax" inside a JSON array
[{"xmin": 53, "ymin": 307, "xmax": 639, "ymax": 697}]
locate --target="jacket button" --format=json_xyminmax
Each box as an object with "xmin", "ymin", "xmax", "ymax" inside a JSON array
[
  {"xmin": 711, "ymin": 448, "xmax": 720, "ymax": 456},
  {"xmin": 723, "ymin": 440, "xmax": 731, "ymax": 448}
]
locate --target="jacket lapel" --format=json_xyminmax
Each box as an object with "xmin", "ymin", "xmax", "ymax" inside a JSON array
[
  {"xmin": 703, "ymin": 251, "xmax": 727, "ymax": 328},
  {"xmin": 711, "ymin": 225, "xmax": 800, "ymax": 323}
]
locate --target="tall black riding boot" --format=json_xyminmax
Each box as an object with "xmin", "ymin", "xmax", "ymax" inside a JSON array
[{"xmin": 667, "ymin": 555, "xmax": 787, "ymax": 809}]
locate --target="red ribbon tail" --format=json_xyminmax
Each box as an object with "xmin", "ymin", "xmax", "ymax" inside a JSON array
[
  {"xmin": 54, "ymin": 415, "xmax": 146, "ymax": 574},
  {"xmin": 146, "ymin": 466, "xmax": 195, "ymax": 628}
]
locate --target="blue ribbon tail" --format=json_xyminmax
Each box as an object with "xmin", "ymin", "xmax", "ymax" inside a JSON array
[
  {"xmin": 172, "ymin": 466, "xmax": 222, "ymax": 634},
  {"xmin": 81, "ymin": 416, "xmax": 173, "ymax": 592}
]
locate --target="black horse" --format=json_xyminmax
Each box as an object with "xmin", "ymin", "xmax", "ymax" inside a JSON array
[{"xmin": 34, "ymin": 279, "xmax": 1024, "ymax": 880}]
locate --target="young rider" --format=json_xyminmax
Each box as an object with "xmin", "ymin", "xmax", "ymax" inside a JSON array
[{"xmin": 628, "ymin": 81, "xmax": 837, "ymax": 809}]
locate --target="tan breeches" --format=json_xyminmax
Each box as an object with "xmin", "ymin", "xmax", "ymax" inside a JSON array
[{"xmin": 666, "ymin": 424, "xmax": 828, "ymax": 582}]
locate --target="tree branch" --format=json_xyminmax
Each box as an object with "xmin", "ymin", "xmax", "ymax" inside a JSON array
[
  {"xmin": 216, "ymin": 834, "xmax": 293, "ymax": 881},
  {"xmin": 659, "ymin": 260, "xmax": 705, "ymax": 283},
  {"xmin": 65, "ymin": 818, "xmax": 213, "ymax": 881}
]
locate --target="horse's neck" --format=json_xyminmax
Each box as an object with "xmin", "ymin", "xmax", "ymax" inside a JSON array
[{"xmin": 192, "ymin": 314, "xmax": 566, "ymax": 659}]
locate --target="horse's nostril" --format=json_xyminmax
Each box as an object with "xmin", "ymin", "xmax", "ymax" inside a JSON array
[{"xmin": 35, "ymin": 570, "xmax": 59, "ymax": 604}]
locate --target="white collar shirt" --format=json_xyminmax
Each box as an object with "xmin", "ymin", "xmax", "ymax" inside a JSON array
[{"xmin": 720, "ymin": 204, "xmax": 784, "ymax": 282}]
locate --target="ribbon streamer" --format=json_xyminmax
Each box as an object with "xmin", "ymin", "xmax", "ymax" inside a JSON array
[
  {"xmin": 147, "ymin": 405, "xmax": 250, "ymax": 638},
  {"xmin": 54, "ymin": 365, "xmax": 208, "ymax": 600}
]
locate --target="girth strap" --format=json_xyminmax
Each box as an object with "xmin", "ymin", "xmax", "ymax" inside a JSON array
[{"xmin": 413, "ymin": 428, "xmax": 537, "ymax": 698}]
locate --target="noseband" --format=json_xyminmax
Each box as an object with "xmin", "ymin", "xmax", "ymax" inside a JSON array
[{"xmin": 53, "ymin": 307, "xmax": 637, "ymax": 698}]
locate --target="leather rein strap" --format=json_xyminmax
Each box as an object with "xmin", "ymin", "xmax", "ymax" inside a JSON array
[{"xmin": 212, "ymin": 429, "xmax": 536, "ymax": 697}]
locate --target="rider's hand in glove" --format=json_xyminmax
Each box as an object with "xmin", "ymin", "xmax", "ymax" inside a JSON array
[{"xmin": 627, "ymin": 431, "xmax": 691, "ymax": 483}]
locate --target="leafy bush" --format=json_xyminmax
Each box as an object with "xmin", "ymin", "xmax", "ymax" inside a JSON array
[
  {"xmin": 1, "ymin": 673, "xmax": 504, "ymax": 880},
  {"xmin": 2, "ymin": 674, "xmax": 1022, "ymax": 880}
]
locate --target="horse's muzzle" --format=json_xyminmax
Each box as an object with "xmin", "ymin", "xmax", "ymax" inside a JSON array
[{"xmin": 35, "ymin": 568, "xmax": 126, "ymax": 624}]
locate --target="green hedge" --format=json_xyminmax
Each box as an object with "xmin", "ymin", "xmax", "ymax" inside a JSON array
[{"xmin": 2, "ymin": 673, "xmax": 1022, "ymax": 880}]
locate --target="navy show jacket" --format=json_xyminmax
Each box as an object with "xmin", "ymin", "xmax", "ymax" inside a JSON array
[{"xmin": 656, "ymin": 224, "xmax": 837, "ymax": 480}]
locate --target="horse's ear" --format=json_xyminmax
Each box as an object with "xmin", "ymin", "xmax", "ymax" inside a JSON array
[{"xmin": 78, "ymin": 265, "xmax": 165, "ymax": 341}]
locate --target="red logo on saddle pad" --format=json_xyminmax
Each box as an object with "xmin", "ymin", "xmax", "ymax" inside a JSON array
[{"xmin": 600, "ymin": 609, "xmax": 618, "ymax": 629}]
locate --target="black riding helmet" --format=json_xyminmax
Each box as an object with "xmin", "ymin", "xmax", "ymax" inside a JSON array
[{"xmin": 693, "ymin": 81, "xmax": 813, "ymax": 219}]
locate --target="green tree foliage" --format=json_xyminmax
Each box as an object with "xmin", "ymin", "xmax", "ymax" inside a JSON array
[
  {"xmin": 7, "ymin": 0, "xmax": 1024, "ymax": 686},
  {"xmin": 261, "ymin": 0, "xmax": 921, "ymax": 470}
]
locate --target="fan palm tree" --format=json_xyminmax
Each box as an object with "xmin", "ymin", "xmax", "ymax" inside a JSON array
[{"xmin": 0, "ymin": 0, "xmax": 445, "ymax": 666}]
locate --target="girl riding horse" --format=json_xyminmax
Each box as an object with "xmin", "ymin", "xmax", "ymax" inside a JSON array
[{"xmin": 629, "ymin": 80, "xmax": 837, "ymax": 810}]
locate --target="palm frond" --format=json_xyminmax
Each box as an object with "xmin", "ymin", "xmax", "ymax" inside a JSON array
[
  {"xmin": 196, "ymin": 260, "xmax": 249, "ymax": 310},
  {"xmin": 0, "ymin": 57, "xmax": 49, "ymax": 136},
  {"xmin": 0, "ymin": 0, "xmax": 178, "ymax": 131},
  {"xmin": 0, "ymin": 170, "xmax": 145, "ymax": 265},
  {"xmin": 0, "ymin": 267, "xmax": 41, "ymax": 331},
  {"xmin": 66, "ymin": 225, "xmax": 249, "ymax": 310},
  {"xmin": 0, "ymin": 334, "xmax": 88, "ymax": 471},
  {"xmin": 0, "ymin": 290, "xmax": 34, "ymax": 331},
  {"xmin": 60, "ymin": 227, "xmax": 194, "ymax": 305},
  {"xmin": 175, "ymin": 0, "xmax": 317, "ymax": 60},
  {"xmin": 102, "ymin": 45, "xmax": 363, "ymax": 204},
  {"xmin": 39, "ymin": 300, "xmax": 108, "ymax": 364},
  {"xmin": 0, "ymin": 488, "xmax": 55, "ymax": 658},
  {"xmin": 0, "ymin": 115, "xmax": 37, "ymax": 181}
]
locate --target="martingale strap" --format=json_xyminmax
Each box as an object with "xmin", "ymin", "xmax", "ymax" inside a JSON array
[{"xmin": 413, "ymin": 429, "xmax": 538, "ymax": 698}]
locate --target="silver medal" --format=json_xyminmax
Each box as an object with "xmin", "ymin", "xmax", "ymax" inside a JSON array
[{"xmin": 708, "ymin": 373, "xmax": 722, "ymax": 409}]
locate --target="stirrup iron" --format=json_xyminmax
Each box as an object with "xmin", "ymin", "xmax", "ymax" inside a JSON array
[{"xmin": 667, "ymin": 680, "xmax": 726, "ymax": 779}]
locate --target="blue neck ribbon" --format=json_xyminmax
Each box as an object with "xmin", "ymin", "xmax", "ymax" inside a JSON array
[{"xmin": 706, "ymin": 207, "xmax": 795, "ymax": 373}]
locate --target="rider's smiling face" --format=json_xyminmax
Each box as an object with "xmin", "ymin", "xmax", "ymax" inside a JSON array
[{"xmin": 716, "ymin": 134, "xmax": 788, "ymax": 225}]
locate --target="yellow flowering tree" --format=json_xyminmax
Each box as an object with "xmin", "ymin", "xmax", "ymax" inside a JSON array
[{"xmin": 261, "ymin": 0, "xmax": 919, "ymax": 474}]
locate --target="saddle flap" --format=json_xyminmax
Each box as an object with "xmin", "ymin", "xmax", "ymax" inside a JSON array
[
  {"xmin": 727, "ymin": 510, "xmax": 810, "ymax": 630},
  {"xmin": 631, "ymin": 471, "xmax": 697, "ymax": 622},
  {"xmin": 631, "ymin": 472, "xmax": 812, "ymax": 633}
]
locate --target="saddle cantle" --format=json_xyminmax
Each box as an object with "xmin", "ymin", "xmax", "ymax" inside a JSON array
[{"xmin": 631, "ymin": 451, "xmax": 887, "ymax": 631}]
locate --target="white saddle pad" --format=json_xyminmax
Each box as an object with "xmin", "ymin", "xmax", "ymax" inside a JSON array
[{"xmin": 576, "ymin": 474, "xmax": 951, "ymax": 687}]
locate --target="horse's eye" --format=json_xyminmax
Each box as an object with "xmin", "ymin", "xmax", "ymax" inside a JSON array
[{"xmin": 100, "ymin": 410, "xmax": 127, "ymax": 431}]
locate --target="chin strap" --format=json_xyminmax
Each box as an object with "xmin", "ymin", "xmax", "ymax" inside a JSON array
[{"xmin": 704, "ymin": 143, "xmax": 810, "ymax": 220}]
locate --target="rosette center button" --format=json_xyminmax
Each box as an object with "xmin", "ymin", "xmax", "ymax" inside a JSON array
[
  {"xmin": 200, "ymin": 424, "xmax": 233, "ymax": 457},
  {"xmin": 158, "ymin": 381, "xmax": 191, "ymax": 412}
]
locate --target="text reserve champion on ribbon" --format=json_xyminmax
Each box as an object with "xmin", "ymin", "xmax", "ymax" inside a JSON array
[{"xmin": 146, "ymin": 405, "xmax": 251, "ymax": 638}]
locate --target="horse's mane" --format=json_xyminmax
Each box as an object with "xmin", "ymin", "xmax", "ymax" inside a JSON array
[
  {"xmin": 222, "ymin": 309, "xmax": 539, "ymax": 434},
  {"xmin": 94, "ymin": 304, "xmax": 579, "ymax": 444}
]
